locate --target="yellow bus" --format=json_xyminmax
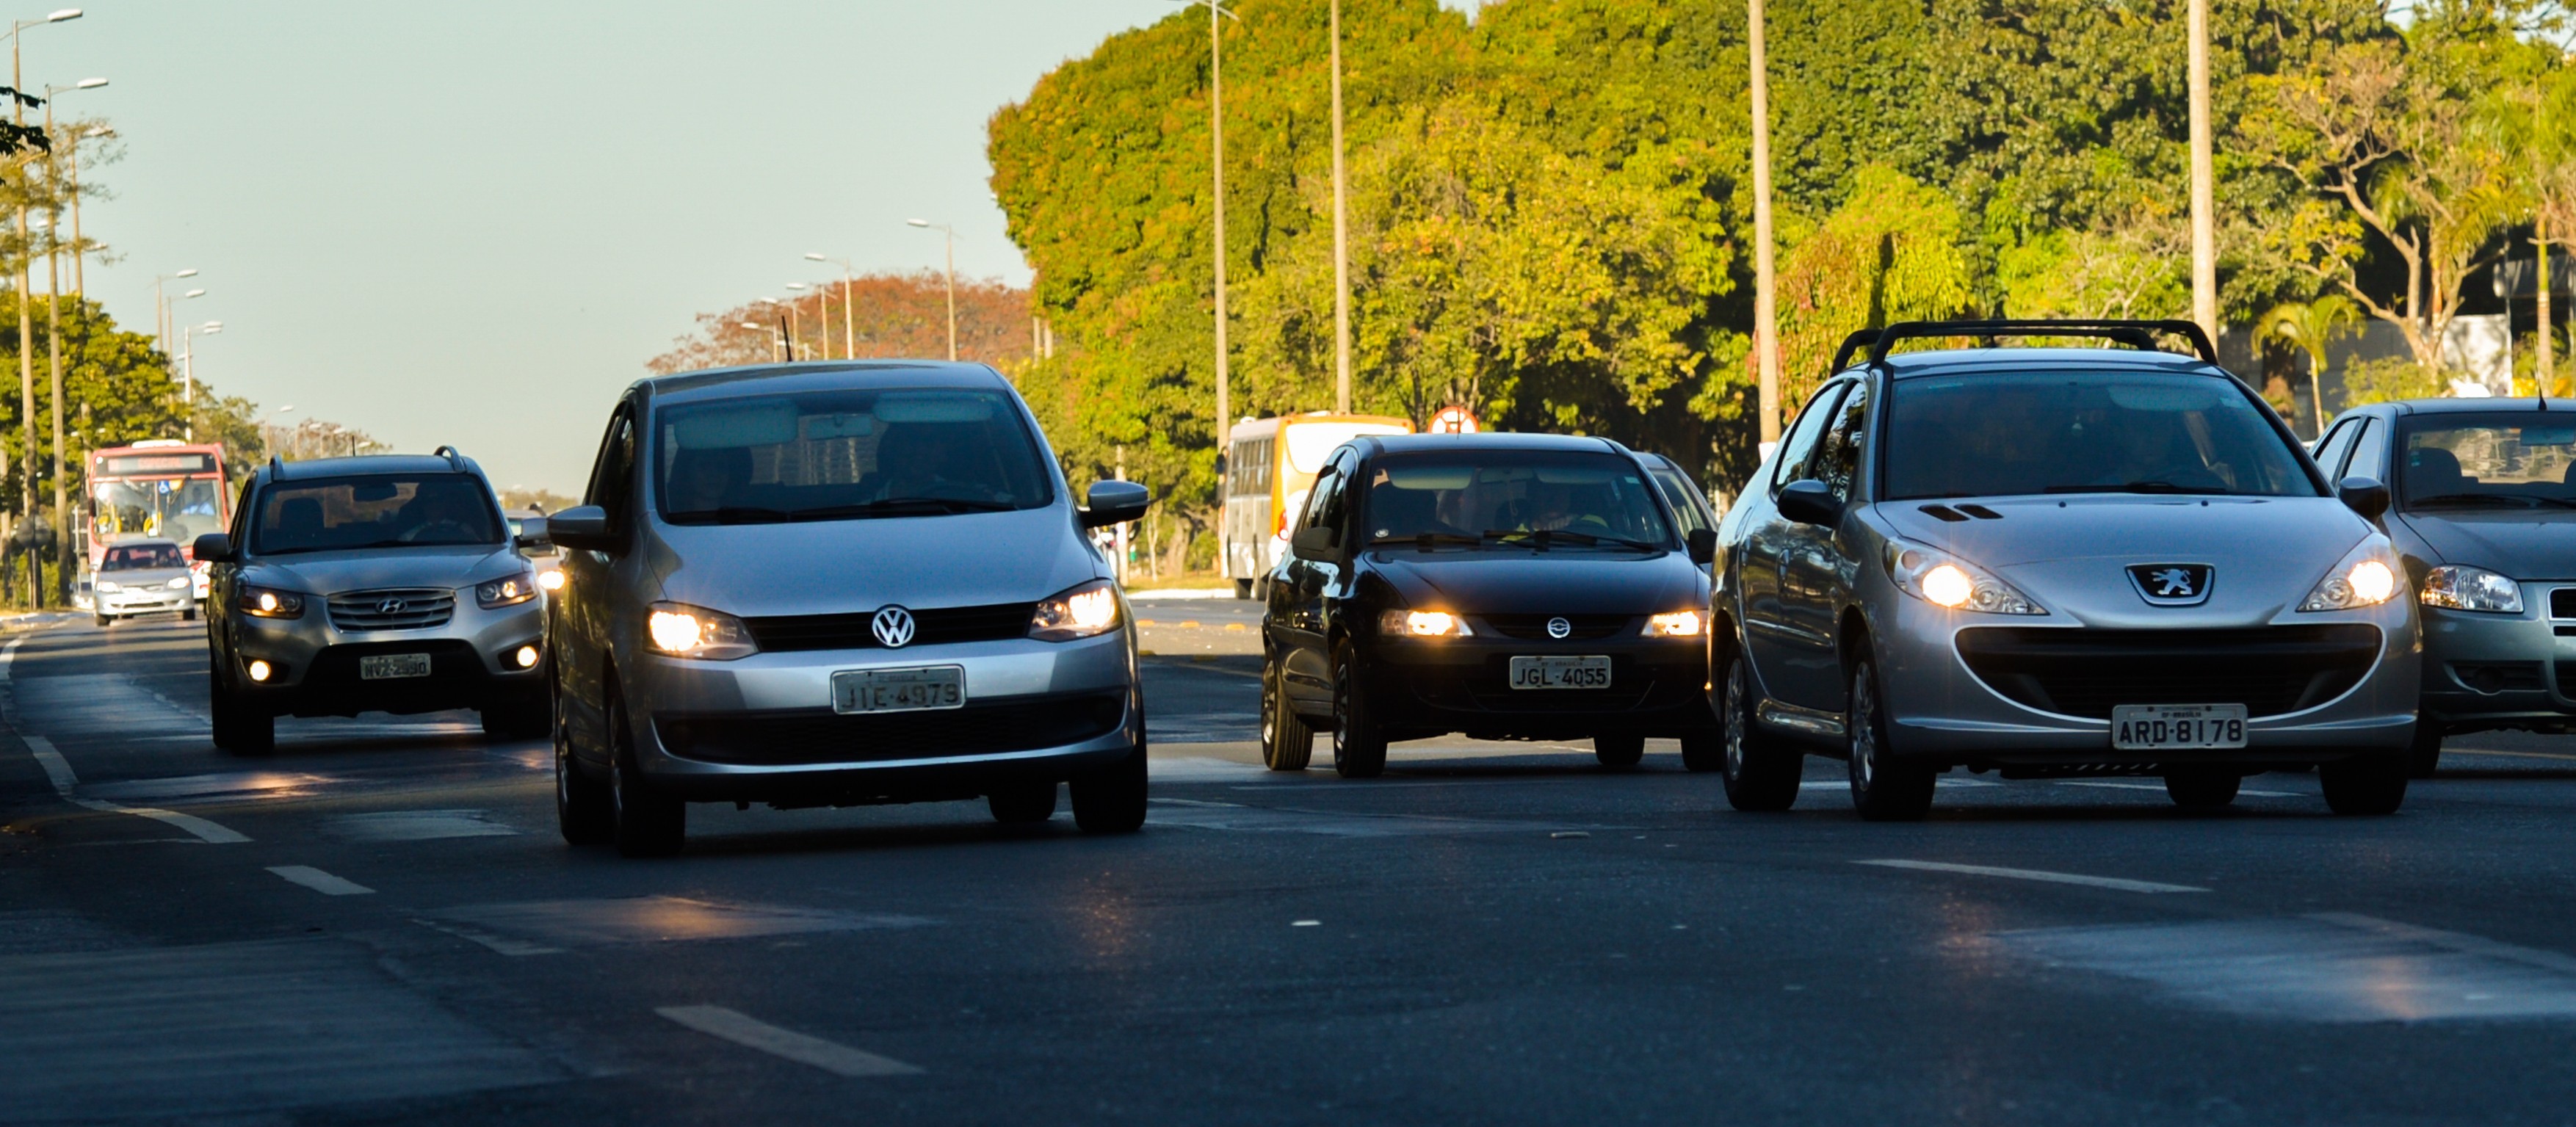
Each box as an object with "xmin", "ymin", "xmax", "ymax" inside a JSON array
[{"xmin": 1221, "ymin": 412, "xmax": 1413, "ymax": 598}]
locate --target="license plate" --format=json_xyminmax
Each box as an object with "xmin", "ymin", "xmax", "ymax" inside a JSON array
[
  {"xmin": 832, "ymin": 665, "xmax": 966, "ymax": 714},
  {"xmin": 2111, "ymin": 704, "xmax": 2247, "ymax": 750},
  {"xmin": 359, "ymin": 653, "xmax": 432, "ymax": 680},
  {"xmin": 1508, "ymin": 655, "xmax": 1613, "ymax": 690}
]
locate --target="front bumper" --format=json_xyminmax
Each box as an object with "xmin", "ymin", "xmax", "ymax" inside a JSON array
[
  {"xmin": 1369, "ymin": 631, "xmax": 1712, "ymax": 740},
  {"xmin": 2419, "ymin": 593, "xmax": 2576, "ymax": 731},
  {"xmin": 627, "ymin": 628, "xmax": 1141, "ymax": 803},
  {"xmin": 229, "ymin": 595, "xmax": 547, "ymax": 717},
  {"xmin": 95, "ymin": 585, "xmax": 194, "ymax": 617}
]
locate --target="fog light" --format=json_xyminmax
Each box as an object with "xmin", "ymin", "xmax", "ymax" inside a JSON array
[
  {"xmin": 514, "ymin": 645, "xmax": 540, "ymax": 669},
  {"xmin": 537, "ymin": 570, "xmax": 565, "ymax": 592},
  {"xmin": 246, "ymin": 659, "xmax": 272, "ymax": 683}
]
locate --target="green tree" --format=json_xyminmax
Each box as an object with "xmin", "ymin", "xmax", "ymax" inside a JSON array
[{"xmin": 2257, "ymin": 295, "xmax": 2363, "ymax": 430}]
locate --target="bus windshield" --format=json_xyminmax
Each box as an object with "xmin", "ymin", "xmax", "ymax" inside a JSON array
[{"xmin": 93, "ymin": 478, "xmax": 227, "ymax": 546}]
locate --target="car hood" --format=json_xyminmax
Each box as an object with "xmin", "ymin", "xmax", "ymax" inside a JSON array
[
  {"xmin": 1367, "ymin": 549, "xmax": 1705, "ymax": 615},
  {"xmin": 2395, "ymin": 509, "xmax": 2576, "ymax": 580},
  {"xmin": 242, "ymin": 545, "xmax": 527, "ymax": 596},
  {"xmin": 647, "ymin": 506, "xmax": 1103, "ymax": 617},
  {"xmin": 1875, "ymin": 495, "xmax": 2375, "ymax": 627}
]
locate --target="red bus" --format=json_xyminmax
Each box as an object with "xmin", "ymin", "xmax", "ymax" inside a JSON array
[{"xmin": 86, "ymin": 441, "xmax": 231, "ymax": 595}]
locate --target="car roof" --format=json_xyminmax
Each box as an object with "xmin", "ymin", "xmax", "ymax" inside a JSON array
[
  {"xmin": 104, "ymin": 537, "xmax": 180, "ymax": 548},
  {"xmin": 640, "ymin": 360, "xmax": 1010, "ymax": 406},
  {"xmin": 2371, "ymin": 397, "xmax": 2576, "ymax": 416},
  {"xmin": 266, "ymin": 454, "xmax": 487, "ymax": 482},
  {"xmin": 1362, "ymin": 432, "xmax": 1623, "ymax": 456},
  {"xmin": 1867, "ymin": 347, "xmax": 2229, "ymax": 380}
]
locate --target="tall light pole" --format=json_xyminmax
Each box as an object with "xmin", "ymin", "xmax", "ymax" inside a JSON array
[
  {"xmin": 907, "ymin": 219, "xmax": 958, "ymax": 361},
  {"xmin": 2188, "ymin": 0, "xmax": 2218, "ymax": 346},
  {"xmin": 8, "ymin": 7, "xmax": 79, "ymax": 603},
  {"xmin": 180, "ymin": 319, "xmax": 219, "ymax": 439},
  {"xmin": 150, "ymin": 269, "xmax": 198, "ymax": 357},
  {"xmin": 41, "ymin": 76, "xmax": 100, "ymax": 599},
  {"xmin": 1749, "ymin": 0, "xmax": 1779, "ymax": 446},
  {"xmin": 740, "ymin": 321, "xmax": 781, "ymax": 363},
  {"xmin": 1178, "ymin": 0, "xmax": 1238, "ymax": 445},
  {"xmin": 785, "ymin": 281, "xmax": 819, "ymax": 358},
  {"xmin": 64, "ymin": 122, "xmax": 98, "ymax": 293},
  {"xmin": 1328, "ymin": 0, "xmax": 1350, "ymax": 413},
  {"xmin": 806, "ymin": 251, "xmax": 858, "ymax": 360},
  {"xmin": 755, "ymin": 297, "xmax": 800, "ymax": 361}
]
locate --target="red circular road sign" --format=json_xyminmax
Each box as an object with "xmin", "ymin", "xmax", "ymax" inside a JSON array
[{"xmin": 1428, "ymin": 405, "xmax": 1480, "ymax": 434}]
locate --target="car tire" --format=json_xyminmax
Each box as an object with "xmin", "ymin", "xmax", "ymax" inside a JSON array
[
  {"xmin": 554, "ymin": 687, "xmax": 613, "ymax": 846},
  {"xmin": 211, "ymin": 667, "xmax": 275, "ymax": 757},
  {"xmin": 2163, "ymin": 769, "xmax": 2240, "ymax": 810},
  {"xmin": 93, "ymin": 612, "xmax": 109, "ymax": 628},
  {"xmin": 1234, "ymin": 579, "xmax": 1254, "ymax": 601},
  {"xmin": 2320, "ymin": 750, "xmax": 2409, "ymax": 816},
  {"xmin": 2406, "ymin": 722, "xmax": 2443, "ymax": 779},
  {"xmin": 989, "ymin": 782, "xmax": 1059, "ymax": 825},
  {"xmin": 1593, "ymin": 734, "xmax": 1645, "ymax": 769},
  {"xmin": 1261, "ymin": 656, "xmax": 1314, "ymax": 772},
  {"xmin": 607, "ymin": 701, "xmax": 685, "ymax": 857},
  {"xmin": 1331, "ymin": 642, "xmax": 1387, "ymax": 779},
  {"xmin": 207, "ymin": 667, "xmax": 235, "ymax": 751},
  {"xmin": 1846, "ymin": 657, "xmax": 1933, "ymax": 822},
  {"xmin": 1071, "ymin": 741, "xmax": 1148, "ymax": 833},
  {"xmin": 1720, "ymin": 651, "xmax": 1801, "ymax": 811},
  {"xmin": 181, "ymin": 606, "xmax": 196, "ymax": 622}
]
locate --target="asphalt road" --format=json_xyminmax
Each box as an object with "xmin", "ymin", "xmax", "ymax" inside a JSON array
[{"xmin": 11, "ymin": 614, "xmax": 2576, "ymax": 1124}]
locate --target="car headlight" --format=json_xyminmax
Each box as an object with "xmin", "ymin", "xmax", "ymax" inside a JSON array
[
  {"xmin": 537, "ymin": 569, "xmax": 566, "ymax": 592},
  {"xmin": 1884, "ymin": 540, "xmax": 2044, "ymax": 615},
  {"xmin": 645, "ymin": 601, "xmax": 759, "ymax": 659},
  {"xmin": 94, "ymin": 580, "xmax": 119, "ymax": 593},
  {"xmin": 476, "ymin": 570, "xmax": 540, "ymax": 609},
  {"xmin": 240, "ymin": 586, "xmax": 305, "ymax": 619},
  {"xmin": 1379, "ymin": 608, "xmax": 1473, "ymax": 637},
  {"xmin": 2300, "ymin": 539, "xmax": 2402, "ymax": 612},
  {"xmin": 1642, "ymin": 610, "xmax": 1704, "ymax": 637},
  {"xmin": 1030, "ymin": 579, "xmax": 1121, "ymax": 641},
  {"xmin": 167, "ymin": 576, "xmax": 191, "ymax": 590},
  {"xmin": 2418, "ymin": 565, "xmax": 2522, "ymax": 614}
]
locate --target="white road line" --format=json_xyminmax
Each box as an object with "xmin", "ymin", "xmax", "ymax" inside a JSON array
[
  {"xmin": 266, "ymin": 866, "xmax": 375, "ymax": 896},
  {"xmin": 0, "ymin": 634, "xmax": 22, "ymax": 683},
  {"xmin": 655, "ymin": 1005, "xmax": 922, "ymax": 1077},
  {"xmin": 1855, "ymin": 858, "xmax": 2207, "ymax": 894},
  {"xmin": 411, "ymin": 918, "xmax": 562, "ymax": 957},
  {"xmin": 2309, "ymin": 913, "xmax": 2576, "ymax": 976},
  {"xmin": 21, "ymin": 734, "xmax": 250, "ymax": 844}
]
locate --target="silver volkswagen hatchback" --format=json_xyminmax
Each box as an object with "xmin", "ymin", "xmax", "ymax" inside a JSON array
[
  {"xmin": 546, "ymin": 362, "xmax": 1151, "ymax": 856},
  {"xmin": 1713, "ymin": 320, "xmax": 2420, "ymax": 820}
]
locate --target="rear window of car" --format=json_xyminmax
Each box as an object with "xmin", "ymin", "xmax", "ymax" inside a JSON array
[
  {"xmin": 101, "ymin": 543, "xmax": 184, "ymax": 570},
  {"xmin": 1885, "ymin": 370, "xmax": 2318, "ymax": 500},
  {"xmin": 251, "ymin": 475, "xmax": 505, "ymax": 554},
  {"xmin": 2397, "ymin": 413, "xmax": 2576, "ymax": 512},
  {"xmin": 652, "ymin": 388, "xmax": 1053, "ymax": 524}
]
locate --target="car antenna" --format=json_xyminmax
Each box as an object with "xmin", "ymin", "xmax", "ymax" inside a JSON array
[{"xmin": 267, "ymin": 454, "xmax": 283, "ymax": 478}]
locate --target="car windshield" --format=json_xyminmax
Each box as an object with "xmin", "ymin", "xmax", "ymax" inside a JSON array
[
  {"xmin": 1361, "ymin": 452, "xmax": 1674, "ymax": 550},
  {"xmin": 2398, "ymin": 414, "xmax": 2576, "ymax": 511},
  {"xmin": 1884, "ymin": 370, "xmax": 2318, "ymax": 499},
  {"xmin": 101, "ymin": 543, "xmax": 184, "ymax": 570},
  {"xmin": 250, "ymin": 475, "xmax": 505, "ymax": 554},
  {"xmin": 654, "ymin": 388, "xmax": 1052, "ymax": 524},
  {"xmin": 92, "ymin": 477, "xmax": 225, "ymax": 546}
]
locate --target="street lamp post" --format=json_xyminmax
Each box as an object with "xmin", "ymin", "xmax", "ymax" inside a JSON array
[
  {"xmin": 65, "ymin": 122, "xmax": 98, "ymax": 293},
  {"xmin": 907, "ymin": 219, "xmax": 958, "ymax": 362},
  {"xmin": 7, "ymin": 7, "xmax": 79, "ymax": 604},
  {"xmin": 40, "ymin": 76, "xmax": 100, "ymax": 600},
  {"xmin": 150, "ymin": 269, "xmax": 198, "ymax": 358},
  {"xmin": 1328, "ymin": 0, "xmax": 1350, "ymax": 414},
  {"xmin": 805, "ymin": 252, "xmax": 858, "ymax": 360},
  {"xmin": 1177, "ymin": 0, "xmax": 1238, "ymax": 447},
  {"xmin": 181, "ymin": 320, "xmax": 219, "ymax": 440},
  {"xmin": 757, "ymin": 296, "xmax": 800, "ymax": 361},
  {"xmin": 740, "ymin": 321, "xmax": 782, "ymax": 363},
  {"xmin": 785, "ymin": 281, "xmax": 820, "ymax": 359},
  {"xmin": 1748, "ymin": 0, "xmax": 1779, "ymax": 447},
  {"xmin": 2187, "ymin": 0, "xmax": 2218, "ymax": 345}
]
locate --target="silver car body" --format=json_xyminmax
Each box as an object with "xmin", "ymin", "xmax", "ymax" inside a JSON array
[{"xmin": 91, "ymin": 538, "xmax": 196, "ymax": 620}]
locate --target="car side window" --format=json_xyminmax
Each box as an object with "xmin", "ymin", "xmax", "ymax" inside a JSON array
[
  {"xmin": 1312, "ymin": 451, "xmax": 1357, "ymax": 537},
  {"xmin": 1809, "ymin": 378, "xmax": 1872, "ymax": 504},
  {"xmin": 1770, "ymin": 382, "xmax": 1848, "ymax": 494},
  {"xmin": 228, "ymin": 478, "xmax": 255, "ymax": 545},
  {"xmin": 2341, "ymin": 418, "xmax": 2388, "ymax": 482},
  {"xmin": 585, "ymin": 406, "xmax": 637, "ymax": 527},
  {"xmin": 2312, "ymin": 416, "xmax": 2360, "ymax": 476}
]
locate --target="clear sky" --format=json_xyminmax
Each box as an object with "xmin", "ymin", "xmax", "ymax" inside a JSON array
[{"xmin": 52, "ymin": 1, "xmax": 1460, "ymax": 494}]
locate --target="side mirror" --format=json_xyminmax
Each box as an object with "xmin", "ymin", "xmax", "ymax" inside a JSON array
[
  {"xmin": 548, "ymin": 505, "xmax": 617, "ymax": 551},
  {"xmin": 191, "ymin": 533, "xmax": 234, "ymax": 564},
  {"xmin": 1687, "ymin": 527, "xmax": 1718, "ymax": 565},
  {"xmin": 1082, "ymin": 480, "xmax": 1151, "ymax": 529},
  {"xmin": 2337, "ymin": 476, "xmax": 2391, "ymax": 521},
  {"xmin": 514, "ymin": 515, "xmax": 551, "ymax": 549},
  {"xmin": 1290, "ymin": 524, "xmax": 1340, "ymax": 559},
  {"xmin": 1776, "ymin": 479, "xmax": 1842, "ymax": 528}
]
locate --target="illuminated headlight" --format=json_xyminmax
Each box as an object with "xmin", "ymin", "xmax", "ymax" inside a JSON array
[
  {"xmin": 1378, "ymin": 608, "xmax": 1473, "ymax": 637},
  {"xmin": 2418, "ymin": 565, "xmax": 2522, "ymax": 614},
  {"xmin": 1642, "ymin": 610, "xmax": 1705, "ymax": 637},
  {"xmin": 1030, "ymin": 579, "xmax": 1121, "ymax": 641},
  {"xmin": 246, "ymin": 659, "xmax": 272, "ymax": 683},
  {"xmin": 93, "ymin": 580, "xmax": 119, "ymax": 593},
  {"xmin": 645, "ymin": 601, "xmax": 758, "ymax": 659},
  {"xmin": 536, "ymin": 570, "xmax": 565, "ymax": 592},
  {"xmin": 1884, "ymin": 540, "xmax": 2043, "ymax": 615},
  {"xmin": 476, "ymin": 570, "xmax": 540, "ymax": 609},
  {"xmin": 167, "ymin": 576, "xmax": 190, "ymax": 590},
  {"xmin": 241, "ymin": 586, "xmax": 305, "ymax": 619},
  {"xmin": 513, "ymin": 645, "xmax": 540, "ymax": 669},
  {"xmin": 2300, "ymin": 540, "xmax": 2402, "ymax": 612}
]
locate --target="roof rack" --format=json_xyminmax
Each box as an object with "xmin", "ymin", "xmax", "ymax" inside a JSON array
[
  {"xmin": 1829, "ymin": 319, "xmax": 2219, "ymax": 373},
  {"xmin": 432, "ymin": 445, "xmax": 465, "ymax": 470},
  {"xmin": 267, "ymin": 454, "xmax": 283, "ymax": 478}
]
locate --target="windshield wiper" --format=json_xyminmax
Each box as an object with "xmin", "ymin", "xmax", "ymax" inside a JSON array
[
  {"xmin": 1370, "ymin": 532, "xmax": 1485, "ymax": 549},
  {"xmin": 1478, "ymin": 529, "xmax": 1662, "ymax": 552},
  {"xmin": 2042, "ymin": 481, "xmax": 2231, "ymax": 496}
]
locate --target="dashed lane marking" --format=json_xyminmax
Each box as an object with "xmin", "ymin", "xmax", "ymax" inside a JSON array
[
  {"xmin": 267, "ymin": 866, "xmax": 375, "ymax": 896},
  {"xmin": 655, "ymin": 1005, "xmax": 922, "ymax": 1077},
  {"xmin": 410, "ymin": 918, "xmax": 564, "ymax": 957},
  {"xmin": 1855, "ymin": 858, "xmax": 2208, "ymax": 894},
  {"xmin": 21, "ymin": 735, "xmax": 250, "ymax": 844}
]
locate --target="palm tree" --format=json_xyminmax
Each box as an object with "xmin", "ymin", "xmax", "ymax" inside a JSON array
[{"xmin": 2259, "ymin": 297, "xmax": 2364, "ymax": 435}]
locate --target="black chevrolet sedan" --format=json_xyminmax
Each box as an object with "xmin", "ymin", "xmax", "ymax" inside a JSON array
[
  {"xmin": 2318, "ymin": 398, "xmax": 2576, "ymax": 775},
  {"xmin": 1258, "ymin": 433, "xmax": 1720, "ymax": 778}
]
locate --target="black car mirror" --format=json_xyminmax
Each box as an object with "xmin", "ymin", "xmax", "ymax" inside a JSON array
[
  {"xmin": 191, "ymin": 533, "xmax": 234, "ymax": 564},
  {"xmin": 1082, "ymin": 480, "xmax": 1151, "ymax": 528},
  {"xmin": 2337, "ymin": 476, "xmax": 2390, "ymax": 521},
  {"xmin": 514, "ymin": 515, "xmax": 551, "ymax": 550},
  {"xmin": 1776, "ymin": 479, "xmax": 1842, "ymax": 528},
  {"xmin": 548, "ymin": 505, "xmax": 618, "ymax": 551},
  {"xmin": 1290, "ymin": 524, "xmax": 1340, "ymax": 559},
  {"xmin": 1687, "ymin": 527, "xmax": 1718, "ymax": 565}
]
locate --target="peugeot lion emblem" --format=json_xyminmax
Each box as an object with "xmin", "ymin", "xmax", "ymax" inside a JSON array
[
  {"xmin": 1546, "ymin": 616, "xmax": 1572, "ymax": 639},
  {"xmin": 2125, "ymin": 564, "xmax": 2215, "ymax": 607},
  {"xmin": 871, "ymin": 606, "xmax": 917, "ymax": 648},
  {"xmin": 377, "ymin": 598, "xmax": 408, "ymax": 616}
]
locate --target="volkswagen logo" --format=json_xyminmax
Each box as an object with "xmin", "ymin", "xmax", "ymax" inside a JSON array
[
  {"xmin": 2125, "ymin": 563, "xmax": 2215, "ymax": 607},
  {"xmin": 871, "ymin": 606, "xmax": 917, "ymax": 648},
  {"xmin": 377, "ymin": 598, "xmax": 408, "ymax": 616},
  {"xmin": 1546, "ymin": 616, "xmax": 1572, "ymax": 639}
]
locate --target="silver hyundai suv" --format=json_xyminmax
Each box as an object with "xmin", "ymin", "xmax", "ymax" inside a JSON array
[
  {"xmin": 545, "ymin": 361, "xmax": 1151, "ymax": 857},
  {"xmin": 197, "ymin": 449, "xmax": 551, "ymax": 755}
]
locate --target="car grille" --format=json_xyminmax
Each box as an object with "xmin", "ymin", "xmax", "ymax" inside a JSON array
[
  {"xmin": 2551, "ymin": 589, "xmax": 2576, "ymax": 619},
  {"xmin": 328, "ymin": 588, "xmax": 456, "ymax": 631},
  {"xmin": 654, "ymin": 691, "xmax": 1126, "ymax": 766},
  {"xmin": 1955, "ymin": 626, "xmax": 2381, "ymax": 719},
  {"xmin": 742, "ymin": 602, "xmax": 1035, "ymax": 652},
  {"xmin": 2450, "ymin": 662, "xmax": 2547, "ymax": 693},
  {"xmin": 1477, "ymin": 614, "xmax": 1635, "ymax": 641}
]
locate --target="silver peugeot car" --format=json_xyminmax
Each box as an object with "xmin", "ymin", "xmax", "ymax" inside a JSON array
[
  {"xmin": 545, "ymin": 361, "xmax": 1151, "ymax": 856},
  {"xmin": 1713, "ymin": 319, "xmax": 2419, "ymax": 820}
]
